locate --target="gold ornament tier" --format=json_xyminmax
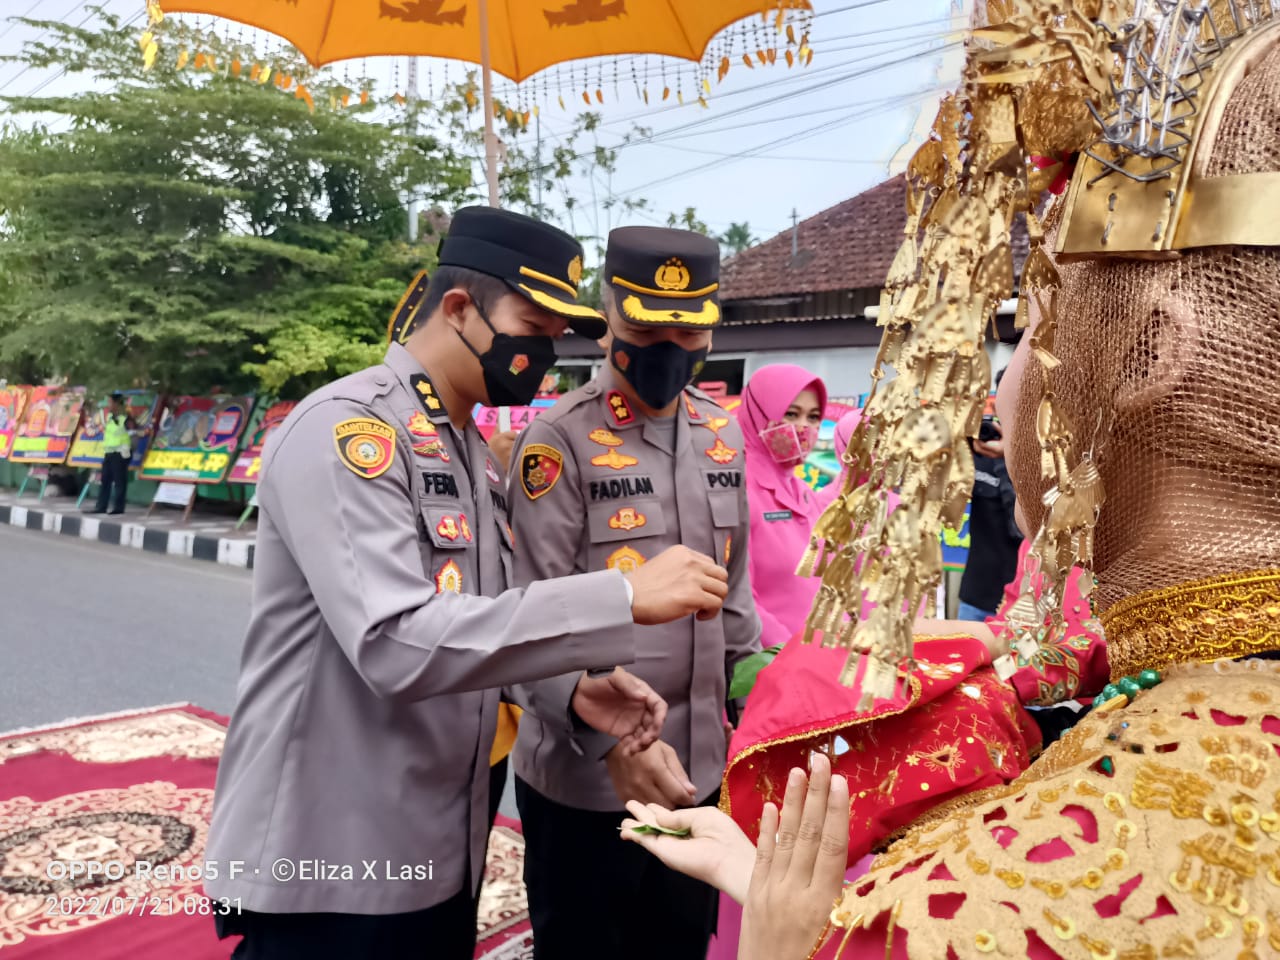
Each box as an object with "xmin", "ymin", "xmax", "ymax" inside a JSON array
[
  {"xmin": 1101, "ymin": 569, "xmax": 1280, "ymax": 681},
  {"xmin": 830, "ymin": 658, "xmax": 1280, "ymax": 958}
]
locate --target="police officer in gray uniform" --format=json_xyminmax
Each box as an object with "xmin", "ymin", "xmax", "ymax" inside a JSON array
[
  {"xmin": 204, "ymin": 208, "xmax": 732, "ymax": 960},
  {"xmin": 508, "ymin": 226, "xmax": 763, "ymax": 960}
]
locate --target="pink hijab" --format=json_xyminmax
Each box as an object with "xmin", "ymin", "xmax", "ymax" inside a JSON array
[
  {"xmin": 817, "ymin": 408, "xmax": 867, "ymax": 509},
  {"xmin": 740, "ymin": 365, "xmax": 828, "ymax": 649}
]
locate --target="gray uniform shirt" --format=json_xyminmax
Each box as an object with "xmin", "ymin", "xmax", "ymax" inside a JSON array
[
  {"xmin": 204, "ymin": 343, "xmax": 635, "ymax": 915},
  {"xmin": 508, "ymin": 364, "xmax": 762, "ymax": 811}
]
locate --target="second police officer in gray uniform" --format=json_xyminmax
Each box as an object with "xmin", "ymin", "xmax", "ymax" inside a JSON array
[
  {"xmin": 509, "ymin": 226, "xmax": 763, "ymax": 960},
  {"xmin": 204, "ymin": 208, "xmax": 732, "ymax": 960}
]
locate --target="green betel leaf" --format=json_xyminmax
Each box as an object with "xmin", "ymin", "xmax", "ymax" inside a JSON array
[
  {"xmin": 728, "ymin": 645, "xmax": 783, "ymax": 701},
  {"xmin": 628, "ymin": 823, "xmax": 691, "ymax": 838}
]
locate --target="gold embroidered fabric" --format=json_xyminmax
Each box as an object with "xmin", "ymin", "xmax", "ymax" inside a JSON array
[
  {"xmin": 832, "ymin": 657, "xmax": 1280, "ymax": 958},
  {"xmin": 1103, "ymin": 570, "xmax": 1280, "ymax": 680}
]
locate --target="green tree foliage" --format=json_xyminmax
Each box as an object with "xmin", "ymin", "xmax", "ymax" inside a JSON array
[
  {"xmin": 718, "ymin": 221, "xmax": 759, "ymax": 257},
  {"xmin": 0, "ymin": 10, "xmax": 470, "ymax": 399}
]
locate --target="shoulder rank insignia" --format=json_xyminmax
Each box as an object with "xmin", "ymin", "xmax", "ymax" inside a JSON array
[
  {"xmin": 684, "ymin": 395, "xmax": 702, "ymax": 422},
  {"xmin": 606, "ymin": 391, "xmax": 635, "ymax": 426},
  {"xmin": 605, "ymin": 545, "xmax": 646, "ymax": 574},
  {"xmin": 333, "ymin": 418, "xmax": 396, "ymax": 479},
  {"xmin": 591, "ymin": 449, "xmax": 640, "ymax": 471},
  {"xmin": 588, "ymin": 427, "xmax": 624, "ymax": 447},
  {"xmin": 436, "ymin": 515, "xmax": 460, "ymax": 541},
  {"xmin": 485, "ymin": 458, "xmax": 501, "ymax": 485},
  {"xmin": 435, "ymin": 559, "xmax": 463, "ymax": 594},
  {"xmin": 407, "ymin": 412, "xmax": 450, "ymax": 461},
  {"xmin": 459, "ymin": 513, "xmax": 473, "ymax": 543},
  {"xmin": 705, "ymin": 438, "xmax": 738, "ymax": 465},
  {"xmin": 410, "ymin": 374, "xmax": 444, "ymax": 413},
  {"xmin": 521, "ymin": 443, "xmax": 564, "ymax": 500},
  {"xmin": 608, "ymin": 507, "xmax": 647, "ymax": 532}
]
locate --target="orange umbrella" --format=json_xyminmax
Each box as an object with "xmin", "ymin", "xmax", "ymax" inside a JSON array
[{"xmin": 153, "ymin": 0, "xmax": 813, "ymax": 204}]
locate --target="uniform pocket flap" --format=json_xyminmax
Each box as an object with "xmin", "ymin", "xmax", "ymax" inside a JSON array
[
  {"xmin": 707, "ymin": 490, "xmax": 740, "ymax": 529},
  {"xmin": 422, "ymin": 503, "xmax": 474, "ymax": 549},
  {"xmin": 586, "ymin": 500, "xmax": 666, "ymax": 544}
]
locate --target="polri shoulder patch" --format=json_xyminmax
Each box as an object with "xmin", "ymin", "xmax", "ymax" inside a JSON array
[
  {"xmin": 521, "ymin": 443, "xmax": 564, "ymax": 500},
  {"xmin": 333, "ymin": 418, "xmax": 396, "ymax": 479}
]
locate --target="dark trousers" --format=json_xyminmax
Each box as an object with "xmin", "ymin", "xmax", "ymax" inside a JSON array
[
  {"xmin": 214, "ymin": 758, "xmax": 511, "ymax": 960},
  {"xmin": 95, "ymin": 452, "xmax": 128, "ymax": 513},
  {"xmin": 515, "ymin": 776, "xmax": 719, "ymax": 960}
]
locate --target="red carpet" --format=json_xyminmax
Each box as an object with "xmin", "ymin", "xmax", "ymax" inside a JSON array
[{"xmin": 0, "ymin": 706, "xmax": 533, "ymax": 959}]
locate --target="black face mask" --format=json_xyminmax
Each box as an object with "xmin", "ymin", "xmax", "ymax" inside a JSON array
[
  {"xmin": 610, "ymin": 333, "xmax": 708, "ymax": 409},
  {"xmin": 458, "ymin": 302, "xmax": 558, "ymax": 407}
]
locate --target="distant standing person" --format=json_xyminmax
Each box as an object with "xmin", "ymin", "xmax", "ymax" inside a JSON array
[
  {"xmin": 957, "ymin": 368, "xmax": 1022, "ymax": 621},
  {"xmin": 92, "ymin": 393, "xmax": 132, "ymax": 515}
]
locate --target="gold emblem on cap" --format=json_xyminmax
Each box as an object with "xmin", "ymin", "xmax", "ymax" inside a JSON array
[
  {"xmin": 655, "ymin": 258, "xmax": 691, "ymax": 292},
  {"xmin": 568, "ymin": 255, "xmax": 583, "ymax": 286}
]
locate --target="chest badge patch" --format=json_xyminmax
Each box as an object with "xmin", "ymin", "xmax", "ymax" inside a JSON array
[
  {"xmin": 436, "ymin": 515, "xmax": 460, "ymax": 541},
  {"xmin": 701, "ymin": 415, "xmax": 731, "ymax": 435},
  {"xmin": 591, "ymin": 449, "xmax": 640, "ymax": 471},
  {"xmin": 485, "ymin": 458, "xmax": 501, "ymax": 485},
  {"xmin": 705, "ymin": 438, "xmax": 738, "ymax": 465},
  {"xmin": 608, "ymin": 507, "xmax": 647, "ymax": 532},
  {"xmin": 606, "ymin": 391, "xmax": 635, "ymax": 426},
  {"xmin": 521, "ymin": 443, "xmax": 564, "ymax": 500},
  {"xmin": 435, "ymin": 559, "xmax": 463, "ymax": 594},
  {"xmin": 588, "ymin": 427, "xmax": 624, "ymax": 448},
  {"xmin": 459, "ymin": 513, "xmax": 473, "ymax": 543},
  {"xmin": 333, "ymin": 418, "xmax": 396, "ymax": 479},
  {"xmin": 407, "ymin": 412, "xmax": 450, "ymax": 461},
  {"xmin": 724, "ymin": 534, "xmax": 733, "ymax": 566},
  {"xmin": 605, "ymin": 545, "xmax": 645, "ymax": 574}
]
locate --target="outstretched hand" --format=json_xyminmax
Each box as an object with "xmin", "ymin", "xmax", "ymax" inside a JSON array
[
  {"xmin": 739, "ymin": 753, "xmax": 850, "ymax": 960},
  {"xmin": 572, "ymin": 667, "xmax": 667, "ymax": 756},
  {"xmin": 620, "ymin": 801, "xmax": 755, "ymax": 905}
]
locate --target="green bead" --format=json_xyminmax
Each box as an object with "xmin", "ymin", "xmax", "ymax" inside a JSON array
[
  {"xmin": 1099, "ymin": 684, "xmax": 1121, "ymax": 703},
  {"xmin": 1137, "ymin": 669, "xmax": 1161, "ymax": 689},
  {"xmin": 1100, "ymin": 757, "xmax": 1114, "ymax": 775},
  {"xmin": 1118, "ymin": 676, "xmax": 1142, "ymax": 699}
]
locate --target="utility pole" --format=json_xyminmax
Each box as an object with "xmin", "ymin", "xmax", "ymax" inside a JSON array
[
  {"xmin": 791, "ymin": 207, "xmax": 799, "ymax": 258},
  {"xmin": 406, "ymin": 57, "xmax": 420, "ymax": 243},
  {"xmin": 535, "ymin": 110, "xmax": 543, "ymax": 218}
]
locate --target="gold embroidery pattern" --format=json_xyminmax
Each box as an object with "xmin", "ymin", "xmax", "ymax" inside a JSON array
[
  {"xmin": 831, "ymin": 658, "xmax": 1280, "ymax": 958},
  {"xmin": 1101, "ymin": 569, "xmax": 1280, "ymax": 680}
]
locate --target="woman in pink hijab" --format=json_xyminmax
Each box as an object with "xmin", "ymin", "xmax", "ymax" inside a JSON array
[{"xmin": 738, "ymin": 364, "xmax": 828, "ymax": 649}]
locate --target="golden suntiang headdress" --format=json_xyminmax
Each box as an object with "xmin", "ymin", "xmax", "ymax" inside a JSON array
[{"xmin": 800, "ymin": 0, "xmax": 1279, "ymax": 706}]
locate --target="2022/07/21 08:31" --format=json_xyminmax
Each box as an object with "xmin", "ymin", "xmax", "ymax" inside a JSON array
[{"xmin": 44, "ymin": 895, "xmax": 242, "ymax": 917}]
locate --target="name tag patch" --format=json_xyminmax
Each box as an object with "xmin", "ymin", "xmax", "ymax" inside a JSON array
[
  {"xmin": 589, "ymin": 476, "xmax": 655, "ymax": 501},
  {"xmin": 422, "ymin": 472, "xmax": 459, "ymax": 497},
  {"xmin": 764, "ymin": 510, "xmax": 794, "ymax": 522},
  {"xmin": 703, "ymin": 470, "xmax": 742, "ymax": 490}
]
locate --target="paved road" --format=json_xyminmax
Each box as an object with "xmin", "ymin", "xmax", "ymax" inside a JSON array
[{"xmin": 0, "ymin": 525, "xmax": 519, "ymax": 817}]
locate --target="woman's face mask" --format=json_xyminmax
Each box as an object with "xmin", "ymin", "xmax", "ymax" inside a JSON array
[{"xmin": 760, "ymin": 420, "xmax": 817, "ymax": 465}]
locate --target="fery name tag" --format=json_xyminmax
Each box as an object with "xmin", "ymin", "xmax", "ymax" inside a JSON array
[{"xmin": 764, "ymin": 510, "xmax": 794, "ymax": 522}]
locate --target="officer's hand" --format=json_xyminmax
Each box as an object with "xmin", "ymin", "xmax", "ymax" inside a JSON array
[
  {"xmin": 606, "ymin": 740, "xmax": 697, "ymax": 808},
  {"xmin": 486, "ymin": 429, "xmax": 519, "ymax": 473},
  {"xmin": 626, "ymin": 546, "xmax": 729, "ymax": 625},
  {"xmin": 572, "ymin": 667, "xmax": 667, "ymax": 755}
]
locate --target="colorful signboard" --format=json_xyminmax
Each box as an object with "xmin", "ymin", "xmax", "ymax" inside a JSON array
[
  {"xmin": 67, "ymin": 390, "xmax": 163, "ymax": 469},
  {"xmin": 8, "ymin": 386, "xmax": 87, "ymax": 464},
  {"xmin": 471, "ymin": 400, "xmax": 557, "ymax": 441},
  {"xmin": 140, "ymin": 395, "xmax": 254, "ymax": 484},
  {"xmin": 0, "ymin": 386, "xmax": 32, "ymax": 460},
  {"xmin": 228, "ymin": 400, "xmax": 296, "ymax": 484}
]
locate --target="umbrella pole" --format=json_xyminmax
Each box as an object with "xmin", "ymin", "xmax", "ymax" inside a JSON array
[{"xmin": 479, "ymin": 0, "xmax": 499, "ymax": 207}]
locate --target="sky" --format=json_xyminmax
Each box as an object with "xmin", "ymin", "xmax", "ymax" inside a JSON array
[{"xmin": 0, "ymin": 0, "xmax": 969, "ymax": 246}]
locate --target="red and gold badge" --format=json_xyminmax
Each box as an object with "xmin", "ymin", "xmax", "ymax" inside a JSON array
[
  {"xmin": 588, "ymin": 428, "xmax": 624, "ymax": 447},
  {"xmin": 520, "ymin": 443, "xmax": 564, "ymax": 500},
  {"xmin": 459, "ymin": 513, "xmax": 473, "ymax": 542},
  {"xmin": 435, "ymin": 559, "xmax": 463, "ymax": 594},
  {"xmin": 701, "ymin": 415, "xmax": 731, "ymax": 435},
  {"xmin": 407, "ymin": 411, "xmax": 450, "ymax": 461},
  {"xmin": 608, "ymin": 507, "xmax": 647, "ymax": 532},
  {"xmin": 606, "ymin": 391, "xmax": 635, "ymax": 426},
  {"xmin": 612, "ymin": 349, "xmax": 631, "ymax": 372},
  {"xmin": 724, "ymin": 534, "xmax": 733, "ymax": 566},
  {"xmin": 436, "ymin": 515, "xmax": 460, "ymax": 541},
  {"xmin": 333, "ymin": 418, "xmax": 396, "ymax": 479},
  {"xmin": 605, "ymin": 545, "xmax": 645, "ymax": 574},
  {"xmin": 684, "ymin": 395, "xmax": 702, "ymax": 421},
  {"xmin": 591, "ymin": 449, "xmax": 640, "ymax": 470},
  {"xmin": 705, "ymin": 438, "xmax": 738, "ymax": 464},
  {"xmin": 509, "ymin": 354, "xmax": 530, "ymax": 376}
]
